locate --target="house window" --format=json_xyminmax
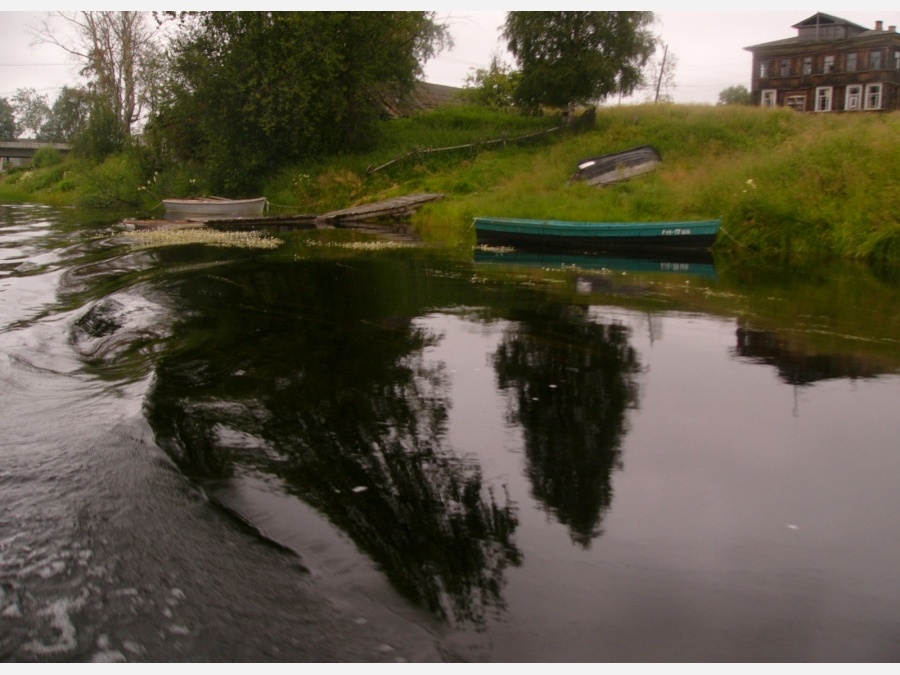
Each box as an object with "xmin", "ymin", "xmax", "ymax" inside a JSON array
[
  {"xmin": 780, "ymin": 59, "xmax": 791, "ymax": 76},
  {"xmin": 864, "ymin": 84, "xmax": 882, "ymax": 110},
  {"xmin": 761, "ymin": 90, "xmax": 777, "ymax": 108},
  {"xmin": 785, "ymin": 95, "xmax": 806, "ymax": 112},
  {"xmin": 815, "ymin": 86, "xmax": 833, "ymax": 112},
  {"xmin": 895, "ymin": 51, "xmax": 900, "ymax": 69},
  {"xmin": 802, "ymin": 57, "xmax": 812, "ymax": 75},
  {"xmin": 846, "ymin": 53, "xmax": 857, "ymax": 72},
  {"xmin": 823, "ymin": 55, "xmax": 835, "ymax": 73},
  {"xmin": 846, "ymin": 85, "xmax": 862, "ymax": 111},
  {"xmin": 759, "ymin": 61, "xmax": 770, "ymax": 78},
  {"xmin": 869, "ymin": 51, "xmax": 882, "ymax": 70}
]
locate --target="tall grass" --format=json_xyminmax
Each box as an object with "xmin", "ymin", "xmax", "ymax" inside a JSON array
[
  {"xmin": 265, "ymin": 105, "xmax": 563, "ymax": 213},
  {"xmin": 414, "ymin": 105, "xmax": 899, "ymax": 264}
]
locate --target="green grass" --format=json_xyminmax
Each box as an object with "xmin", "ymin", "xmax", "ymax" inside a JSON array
[
  {"xmin": 410, "ymin": 104, "xmax": 900, "ymax": 263},
  {"xmin": 264, "ymin": 105, "xmax": 563, "ymax": 213},
  {"xmin": 2, "ymin": 103, "xmax": 898, "ymax": 263}
]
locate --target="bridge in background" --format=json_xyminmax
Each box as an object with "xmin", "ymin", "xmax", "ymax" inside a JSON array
[{"xmin": 0, "ymin": 140, "xmax": 72, "ymax": 170}]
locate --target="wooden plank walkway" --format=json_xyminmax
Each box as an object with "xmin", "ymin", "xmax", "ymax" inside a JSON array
[
  {"xmin": 123, "ymin": 193, "xmax": 443, "ymax": 230},
  {"xmin": 125, "ymin": 215, "xmax": 318, "ymax": 230},
  {"xmin": 320, "ymin": 193, "xmax": 443, "ymax": 223}
]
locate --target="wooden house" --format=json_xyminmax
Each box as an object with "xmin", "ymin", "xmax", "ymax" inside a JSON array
[{"xmin": 745, "ymin": 13, "xmax": 900, "ymax": 112}]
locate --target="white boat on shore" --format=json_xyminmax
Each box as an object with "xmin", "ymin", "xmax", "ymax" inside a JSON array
[{"xmin": 163, "ymin": 196, "xmax": 267, "ymax": 218}]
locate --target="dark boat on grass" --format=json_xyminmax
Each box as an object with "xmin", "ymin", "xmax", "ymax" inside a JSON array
[
  {"xmin": 473, "ymin": 216, "xmax": 721, "ymax": 258},
  {"xmin": 573, "ymin": 145, "xmax": 661, "ymax": 186}
]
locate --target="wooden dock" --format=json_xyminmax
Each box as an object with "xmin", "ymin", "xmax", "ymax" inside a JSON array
[
  {"xmin": 319, "ymin": 193, "xmax": 444, "ymax": 224},
  {"xmin": 124, "ymin": 193, "xmax": 444, "ymax": 230}
]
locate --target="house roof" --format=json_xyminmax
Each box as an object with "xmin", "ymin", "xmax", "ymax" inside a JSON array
[
  {"xmin": 745, "ymin": 12, "xmax": 892, "ymax": 51},
  {"xmin": 380, "ymin": 81, "xmax": 463, "ymax": 118},
  {"xmin": 791, "ymin": 12, "xmax": 867, "ymax": 32}
]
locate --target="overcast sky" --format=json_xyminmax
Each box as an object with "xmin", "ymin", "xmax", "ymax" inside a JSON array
[{"xmin": 3, "ymin": 7, "xmax": 899, "ymax": 105}]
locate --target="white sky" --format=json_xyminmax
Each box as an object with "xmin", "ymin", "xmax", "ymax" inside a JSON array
[{"xmin": 2, "ymin": 6, "xmax": 899, "ymax": 105}]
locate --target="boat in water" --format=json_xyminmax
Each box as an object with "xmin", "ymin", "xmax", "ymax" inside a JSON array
[
  {"xmin": 572, "ymin": 145, "xmax": 661, "ymax": 187},
  {"xmin": 473, "ymin": 216, "xmax": 721, "ymax": 257},
  {"xmin": 163, "ymin": 196, "xmax": 267, "ymax": 218}
]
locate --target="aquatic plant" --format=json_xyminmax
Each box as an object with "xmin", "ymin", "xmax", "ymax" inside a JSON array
[{"xmin": 129, "ymin": 227, "xmax": 281, "ymax": 250}]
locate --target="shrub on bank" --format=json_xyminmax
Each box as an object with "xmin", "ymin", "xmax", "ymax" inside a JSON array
[{"xmin": 32, "ymin": 147, "xmax": 64, "ymax": 169}]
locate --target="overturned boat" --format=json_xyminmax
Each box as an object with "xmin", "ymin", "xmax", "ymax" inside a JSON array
[{"xmin": 573, "ymin": 145, "xmax": 661, "ymax": 186}]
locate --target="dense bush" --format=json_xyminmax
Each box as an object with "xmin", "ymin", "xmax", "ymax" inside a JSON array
[
  {"xmin": 32, "ymin": 147, "xmax": 63, "ymax": 169},
  {"xmin": 76, "ymin": 154, "xmax": 146, "ymax": 208}
]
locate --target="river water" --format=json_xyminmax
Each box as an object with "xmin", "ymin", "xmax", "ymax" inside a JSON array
[{"xmin": 1, "ymin": 204, "xmax": 898, "ymax": 662}]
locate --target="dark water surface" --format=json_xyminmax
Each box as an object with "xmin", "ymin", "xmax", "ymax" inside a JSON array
[{"xmin": 1, "ymin": 205, "xmax": 898, "ymax": 662}]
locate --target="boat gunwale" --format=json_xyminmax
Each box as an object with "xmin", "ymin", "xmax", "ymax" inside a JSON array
[
  {"xmin": 473, "ymin": 216, "xmax": 721, "ymax": 256},
  {"xmin": 162, "ymin": 197, "xmax": 267, "ymax": 206},
  {"xmin": 473, "ymin": 216, "xmax": 721, "ymax": 237}
]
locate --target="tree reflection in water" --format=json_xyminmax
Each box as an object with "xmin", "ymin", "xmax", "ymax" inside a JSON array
[
  {"xmin": 493, "ymin": 304, "xmax": 641, "ymax": 547},
  {"xmin": 145, "ymin": 255, "xmax": 520, "ymax": 627}
]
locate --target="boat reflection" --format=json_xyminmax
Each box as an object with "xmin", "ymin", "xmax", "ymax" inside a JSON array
[{"xmin": 474, "ymin": 247, "xmax": 717, "ymax": 280}]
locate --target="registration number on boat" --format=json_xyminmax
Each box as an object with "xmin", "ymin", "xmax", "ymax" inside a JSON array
[{"xmin": 661, "ymin": 228, "xmax": 691, "ymax": 236}]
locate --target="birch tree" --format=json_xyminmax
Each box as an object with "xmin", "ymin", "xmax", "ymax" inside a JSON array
[
  {"xmin": 503, "ymin": 12, "xmax": 656, "ymax": 117},
  {"xmin": 31, "ymin": 11, "xmax": 162, "ymax": 146},
  {"xmin": 11, "ymin": 88, "xmax": 50, "ymax": 139}
]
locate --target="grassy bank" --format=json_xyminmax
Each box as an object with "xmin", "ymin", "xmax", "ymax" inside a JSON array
[
  {"xmin": 408, "ymin": 105, "xmax": 900, "ymax": 263},
  {"xmin": 1, "ymin": 103, "xmax": 898, "ymax": 263}
]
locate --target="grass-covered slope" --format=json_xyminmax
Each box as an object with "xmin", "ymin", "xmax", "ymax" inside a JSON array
[
  {"xmin": 2, "ymin": 103, "xmax": 897, "ymax": 263},
  {"xmin": 407, "ymin": 105, "xmax": 899, "ymax": 262}
]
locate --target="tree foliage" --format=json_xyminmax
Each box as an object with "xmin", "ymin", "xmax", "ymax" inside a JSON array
[
  {"xmin": 503, "ymin": 11, "xmax": 656, "ymax": 113},
  {"xmin": 11, "ymin": 88, "xmax": 51, "ymax": 139},
  {"xmin": 42, "ymin": 87, "xmax": 91, "ymax": 143},
  {"xmin": 718, "ymin": 84, "xmax": 752, "ymax": 106},
  {"xmin": 149, "ymin": 11, "xmax": 450, "ymax": 194},
  {"xmin": 0, "ymin": 98, "xmax": 18, "ymax": 140},
  {"xmin": 462, "ymin": 54, "xmax": 521, "ymax": 110}
]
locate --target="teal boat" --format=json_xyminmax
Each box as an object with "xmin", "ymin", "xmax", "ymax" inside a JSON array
[{"xmin": 473, "ymin": 216, "xmax": 721, "ymax": 257}]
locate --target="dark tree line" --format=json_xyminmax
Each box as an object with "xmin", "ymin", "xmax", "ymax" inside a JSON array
[
  {"xmin": 20, "ymin": 11, "xmax": 449, "ymax": 184},
  {"xmin": 0, "ymin": 85, "xmax": 128, "ymax": 167},
  {"xmin": 0, "ymin": 87, "xmax": 89, "ymax": 142},
  {"xmin": 145, "ymin": 11, "xmax": 450, "ymax": 193}
]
